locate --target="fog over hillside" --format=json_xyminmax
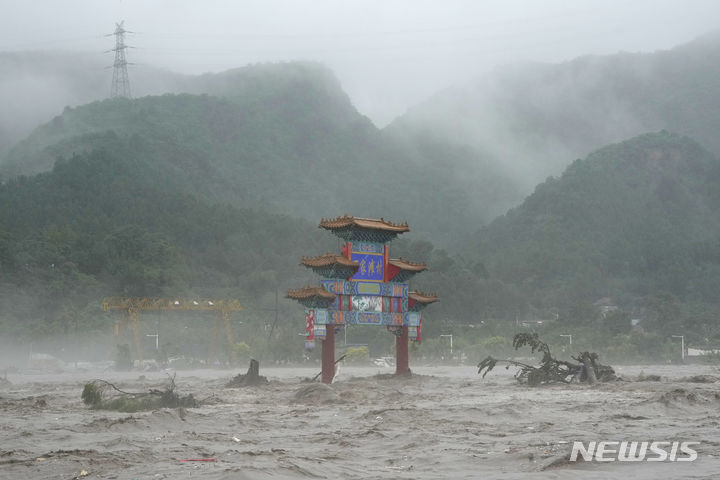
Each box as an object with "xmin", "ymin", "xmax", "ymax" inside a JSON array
[
  {"xmin": 389, "ymin": 32, "xmax": 720, "ymax": 210},
  {"xmin": 6, "ymin": 33, "xmax": 720, "ymax": 234},
  {"xmin": 2, "ymin": 0, "xmax": 720, "ymax": 154},
  {"xmin": 0, "ymin": 51, "xmax": 190, "ymax": 156}
]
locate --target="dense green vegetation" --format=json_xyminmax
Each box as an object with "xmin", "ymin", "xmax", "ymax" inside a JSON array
[
  {"xmin": 461, "ymin": 132, "xmax": 720, "ymax": 349},
  {"xmin": 0, "ymin": 142, "xmax": 465, "ymax": 364},
  {"xmin": 0, "ymin": 146, "xmax": 335, "ymax": 341},
  {"xmin": 0, "ymin": 63, "xmax": 489, "ymax": 243},
  {"xmin": 2, "ymin": 57, "xmax": 720, "ymax": 365}
]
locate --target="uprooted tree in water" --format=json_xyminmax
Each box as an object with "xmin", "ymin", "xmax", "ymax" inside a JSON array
[
  {"xmin": 477, "ymin": 333, "xmax": 616, "ymax": 386},
  {"xmin": 81, "ymin": 374, "xmax": 197, "ymax": 412}
]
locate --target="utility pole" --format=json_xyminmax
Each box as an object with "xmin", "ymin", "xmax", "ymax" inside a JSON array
[
  {"xmin": 267, "ymin": 288, "xmax": 280, "ymax": 340},
  {"xmin": 146, "ymin": 333, "xmax": 159, "ymax": 350},
  {"xmin": 107, "ymin": 21, "xmax": 132, "ymax": 98},
  {"xmin": 440, "ymin": 334, "xmax": 453, "ymax": 355}
]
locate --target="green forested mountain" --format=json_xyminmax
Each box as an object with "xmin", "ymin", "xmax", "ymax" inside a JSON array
[
  {"xmin": 0, "ymin": 142, "xmax": 480, "ymax": 361},
  {"xmin": 465, "ymin": 132, "xmax": 720, "ymax": 337},
  {"xmin": 388, "ymin": 32, "xmax": 720, "ymax": 216},
  {"xmin": 4, "ymin": 54, "xmax": 720, "ymax": 360},
  {"xmin": 0, "ymin": 62, "xmax": 491, "ymax": 243},
  {"xmin": 4, "ymin": 129, "xmax": 719, "ymax": 358},
  {"xmin": 0, "ymin": 61, "xmax": 492, "ymax": 359},
  {"xmin": 0, "ymin": 146, "xmax": 340, "ymax": 336}
]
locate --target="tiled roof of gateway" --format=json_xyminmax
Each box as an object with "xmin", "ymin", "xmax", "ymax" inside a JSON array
[
  {"xmin": 301, "ymin": 254, "xmax": 359, "ymax": 269},
  {"xmin": 388, "ymin": 258, "xmax": 427, "ymax": 272},
  {"xmin": 319, "ymin": 215, "xmax": 409, "ymax": 233},
  {"xmin": 285, "ymin": 286, "xmax": 336, "ymax": 301},
  {"xmin": 408, "ymin": 290, "xmax": 439, "ymax": 304}
]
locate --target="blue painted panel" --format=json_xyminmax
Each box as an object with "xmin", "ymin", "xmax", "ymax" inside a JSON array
[{"xmin": 350, "ymin": 251, "xmax": 384, "ymax": 282}]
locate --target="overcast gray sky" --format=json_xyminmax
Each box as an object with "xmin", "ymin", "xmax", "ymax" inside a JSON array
[{"xmin": 2, "ymin": 0, "xmax": 720, "ymax": 125}]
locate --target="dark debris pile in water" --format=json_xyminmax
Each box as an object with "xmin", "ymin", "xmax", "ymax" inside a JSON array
[
  {"xmin": 226, "ymin": 359, "xmax": 268, "ymax": 387},
  {"xmin": 81, "ymin": 375, "xmax": 197, "ymax": 413},
  {"xmin": 478, "ymin": 333, "xmax": 617, "ymax": 386}
]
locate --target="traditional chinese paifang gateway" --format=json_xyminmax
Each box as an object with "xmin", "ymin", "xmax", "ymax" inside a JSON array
[{"xmin": 287, "ymin": 215, "xmax": 438, "ymax": 383}]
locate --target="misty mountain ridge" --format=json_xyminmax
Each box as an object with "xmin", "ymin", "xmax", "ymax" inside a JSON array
[
  {"xmin": 0, "ymin": 50, "xmax": 190, "ymax": 157},
  {"xmin": 0, "ymin": 61, "xmax": 488, "ymax": 243},
  {"xmin": 1, "ymin": 61, "xmax": 363, "ymax": 174},
  {"xmin": 0, "ymin": 52, "xmax": 364, "ymax": 155},
  {"xmin": 7, "ymin": 32, "xmax": 720, "ymax": 238},
  {"xmin": 388, "ymin": 32, "xmax": 720, "ymax": 216},
  {"xmin": 466, "ymin": 131, "xmax": 720, "ymax": 314}
]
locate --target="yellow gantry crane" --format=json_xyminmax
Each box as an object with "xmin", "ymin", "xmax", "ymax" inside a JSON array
[{"xmin": 102, "ymin": 297, "xmax": 243, "ymax": 364}]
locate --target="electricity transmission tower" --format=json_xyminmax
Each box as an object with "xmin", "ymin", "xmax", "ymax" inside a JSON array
[{"xmin": 107, "ymin": 21, "xmax": 132, "ymax": 98}]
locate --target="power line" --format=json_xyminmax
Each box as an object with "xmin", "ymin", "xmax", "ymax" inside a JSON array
[{"xmin": 0, "ymin": 35, "xmax": 104, "ymax": 50}]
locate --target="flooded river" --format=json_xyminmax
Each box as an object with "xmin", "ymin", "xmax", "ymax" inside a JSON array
[{"xmin": 1, "ymin": 364, "xmax": 719, "ymax": 479}]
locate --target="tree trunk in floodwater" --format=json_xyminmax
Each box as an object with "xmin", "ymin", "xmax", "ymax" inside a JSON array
[
  {"xmin": 580, "ymin": 353, "xmax": 597, "ymax": 384},
  {"xmin": 248, "ymin": 359, "xmax": 260, "ymax": 378},
  {"xmin": 227, "ymin": 359, "xmax": 268, "ymax": 387}
]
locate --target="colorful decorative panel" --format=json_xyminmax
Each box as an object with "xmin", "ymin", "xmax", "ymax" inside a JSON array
[
  {"xmin": 357, "ymin": 312, "xmax": 383, "ymax": 324},
  {"xmin": 314, "ymin": 310, "xmax": 410, "ymax": 326},
  {"xmin": 357, "ymin": 282, "xmax": 381, "ymax": 295},
  {"xmin": 321, "ymin": 280, "xmax": 407, "ymax": 297},
  {"xmin": 305, "ymin": 309, "xmax": 315, "ymax": 340},
  {"xmin": 352, "ymin": 296, "xmax": 383, "ymax": 312},
  {"xmin": 350, "ymin": 251, "xmax": 384, "ymax": 282}
]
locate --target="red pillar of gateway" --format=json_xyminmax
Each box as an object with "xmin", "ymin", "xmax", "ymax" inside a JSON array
[
  {"xmin": 321, "ymin": 325, "xmax": 335, "ymax": 384},
  {"xmin": 395, "ymin": 325, "xmax": 409, "ymax": 375}
]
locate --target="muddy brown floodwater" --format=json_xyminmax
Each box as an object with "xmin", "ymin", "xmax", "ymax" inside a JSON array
[{"xmin": 1, "ymin": 364, "xmax": 720, "ymax": 479}]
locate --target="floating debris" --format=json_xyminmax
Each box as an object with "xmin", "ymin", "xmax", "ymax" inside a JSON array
[
  {"xmin": 81, "ymin": 374, "xmax": 197, "ymax": 412},
  {"xmin": 477, "ymin": 333, "xmax": 616, "ymax": 386}
]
